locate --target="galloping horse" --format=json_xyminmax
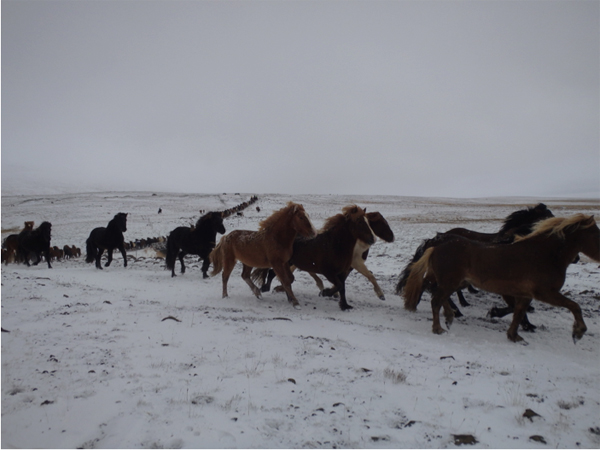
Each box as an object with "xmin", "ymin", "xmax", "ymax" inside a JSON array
[
  {"xmin": 403, "ymin": 214, "xmax": 600, "ymax": 343},
  {"xmin": 210, "ymin": 202, "xmax": 315, "ymax": 309},
  {"xmin": 166, "ymin": 211, "xmax": 226, "ymax": 278},
  {"xmin": 260, "ymin": 211, "xmax": 394, "ymax": 301},
  {"xmin": 86, "ymin": 213, "xmax": 128, "ymax": 270},
  {"xmin": 253, "ymin": 205, "xmax": 376, "ymax": 311},
  {"xmin": 17, "ymin": 222, "xmax": 52, "ymax": 268},
  {"xmin": 395, "ymin": 203, "xmax": 555, "ymax": 317}
]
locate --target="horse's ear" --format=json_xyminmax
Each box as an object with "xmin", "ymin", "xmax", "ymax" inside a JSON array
[{"xmin": 364, "ymin": 207, "xmax": 367, "ymax": 213}]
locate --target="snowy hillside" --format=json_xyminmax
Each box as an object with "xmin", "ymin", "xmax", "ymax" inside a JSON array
[{"xmin": 2, "ymin": 191, "xmax": 600, "ymax": 448}]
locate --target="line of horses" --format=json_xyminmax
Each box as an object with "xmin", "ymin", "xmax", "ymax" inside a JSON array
[{"xmin": 5, "ymin": 199, "xmax": 599, "ymax": 344}]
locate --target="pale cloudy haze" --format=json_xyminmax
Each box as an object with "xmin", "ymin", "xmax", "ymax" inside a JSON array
[{"xmin": 2, "ymin": 0, "xmax": 598, "ymax": 197}]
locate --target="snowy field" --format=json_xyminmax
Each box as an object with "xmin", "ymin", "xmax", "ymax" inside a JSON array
[{"xmin": 2, "ymin": 191, "xmax": 600, "ymax": 449}]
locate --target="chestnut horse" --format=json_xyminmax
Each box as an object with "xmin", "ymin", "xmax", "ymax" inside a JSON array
[
  {"xmin": 403, "ymin": 214, "xmax": 600, "ymax": 343},
  {"xmin": 253, "ymin": 205, "xmax": 376, "ymax": 311},
  {"xmin": 210, "ymin": 202, "xmax": 316, "ymax": 309}
]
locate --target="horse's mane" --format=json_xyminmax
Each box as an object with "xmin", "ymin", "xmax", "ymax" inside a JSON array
[
  {"xmin": 515, "ymin": 214, "xmax": 596, "ymax": 242},
  {"xmin": 195, "ymin": 211, "xmax": 221, "ymax": 229},
  {"xmin": 498, "ymin": 203, "xmax": 552, "ymax": 235},
  {"xmin": 320, "ymin": 205, "xmax": 365, "ymax": 233},
  {"xmin": 258, "ymin": 202, "xmax": 303, "ymax": 231}
]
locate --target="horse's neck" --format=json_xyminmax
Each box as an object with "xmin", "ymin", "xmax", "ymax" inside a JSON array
[
  {"xmin": 323, "ymin": 222, "xmax": 356, "ymax": 248},
  {"xmin": 267, "ymin": 218, "xmax": 300, "ymax": 244}
]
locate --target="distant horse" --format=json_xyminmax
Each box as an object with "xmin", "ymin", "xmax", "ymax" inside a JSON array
[
  {"xmin": 395, "ymin": 203, "xmax": 554, "ymax": 318},
  {"xmin": 63, "ymin": 245, "xmax": 74, "ymax": 259},
  {"xmin": 260, "ymin": 211, "xmax": 394, "ymax": 301},
  {"xmin": 166, "ymin": 211, "xmax": 226, "ymax": 278},
  {"xmin": 253, "ymin": 205, "xmax": 376, "ymax": 311},
  {"xmin": 86, "ymin": 213, "xmax": 128, "ymax": 269},
  {"xmin": 403, "ymin": 214, "xmax": 600, "ymax": 343},
  {"xmin": 210, "ymin": 202, "xmax": 316, "ymax": 309},
  {"xmin": 17, "ymin": 222, "xmax": 53, "ymax": 268}
]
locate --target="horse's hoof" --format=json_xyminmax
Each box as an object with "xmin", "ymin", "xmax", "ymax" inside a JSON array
[
  {"xmin": 340, "ymin": 304, "xmax": 354, "ymax": 311},
  {"xmin": 379, "ymin": 294, "xmax": 386, "ymax": 301},
  {"xmin": 433, "ymin": 328, "xmax": 447, "ymax": 335},
  {"xmin": 293, "ymin": 304, "xmax": 301, "ymax": 310}
]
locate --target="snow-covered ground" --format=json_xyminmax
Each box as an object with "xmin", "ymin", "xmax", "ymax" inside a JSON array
[{"xmin": 2, "ymin": 191, "xmax": 599, "ymax": 448}]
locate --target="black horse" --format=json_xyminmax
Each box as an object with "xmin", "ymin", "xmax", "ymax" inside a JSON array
[
  {"xmin": 18, "ymin": 222, "xmax": 52, "ymax": 268},
  {"xmin": 86, "ymin": 213, "xmax": 128, "ymax": 270},
  {"xmin": 166, "ymin": 211, "xmax": 226, "ymax": 278}
]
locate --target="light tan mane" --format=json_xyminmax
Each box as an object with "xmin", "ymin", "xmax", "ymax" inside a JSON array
[
  {"xmin": 514, "ymin": 214, "xmax": 596, "ymax": 242},
  {"xmin": 320, "ymin": 205, "xmax": 365, "ymax": 233},
  {"xmin": 258, "ymin": 202, "xmax": 304, "ymax": 232}
]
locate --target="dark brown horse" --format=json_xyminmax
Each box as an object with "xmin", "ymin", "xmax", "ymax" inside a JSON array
[
  {"xmin": 210, "ymin": 202, "xmax": 316, "ymax": 309},
  {"xmin": 403, "ymin": 214, "xmax": 600, "ymax": 343},
  {"xmin": 395, "ymin": 203, "xmax": 555, "ymax": 317},
  {"xmin": 85, "ymin": 213, "xmax": 128, "ymax": 270},
  {"xmin": 2, "ymin": 221, "xmax": 34, "ymax": 265},
  {"xmin": 301, "ymin": 211, "xmax": 394, "ymax": 301},
  {"xmin": 18, "ymin": 222, "xmax": 53, "ymax": 268},
  {"xmin": 253, "ymin": 205, "xmax": 376, "ymax": 311}
]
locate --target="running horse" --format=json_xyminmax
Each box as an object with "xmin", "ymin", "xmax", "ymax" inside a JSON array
[
  {"xmin": 17, "ymin": 222, "xmax": 53, "ymax": 268},
  {"xmin": 85, "ymin": 212, "xmax": 128, "ymax": 269},
  {"xmin": 209, "ymin": 202, "xmax": 316, "ymax": 309},
  {"xmin": 403, "ymin": 214, "xmax": 600, "ymax": 343}
]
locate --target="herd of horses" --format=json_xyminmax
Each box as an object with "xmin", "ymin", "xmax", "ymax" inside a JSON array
[{"xmin": 3, "ymin": 199, "xmax": 599, "ymax": 344}]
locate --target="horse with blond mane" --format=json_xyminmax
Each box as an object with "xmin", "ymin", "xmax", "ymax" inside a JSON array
[
  {"xmin": 403, "ymin": 214, "xmax": 599, "ymax": 343},
  {"xmin": 210, "ymin": 202, "xmax": 315, "ymax": 309}
]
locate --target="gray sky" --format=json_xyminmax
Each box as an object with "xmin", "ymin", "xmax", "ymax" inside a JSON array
[{"xmin": 2, "ymin": 0, "xmax": 599, "ymax": 198}]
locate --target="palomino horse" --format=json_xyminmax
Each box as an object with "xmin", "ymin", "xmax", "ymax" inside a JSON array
[
  {"xmin": 253, "ymin": 205, "xmax": 376, "ymax": 311},
  {"xmin": 18, "ymin": 222, "xmax": 53, "ymax": 268},
  {"xmin": 210, "ymin": 202, "xmax": 316, "ymax": 309},
  {"xmin": 85, "ymin": 213, "xmax": 128, "ymax": 269},
  {"xmin": 395, "ymin": 203, "xmax": 555, "ymax": 317},
  {"xmin": 268, "ymin": 211, "xmax": 395, "ymax": 301},
  {"xmin": 403, "ymin": 214, "xmax": 600, "ymax": 343},
  {"xmin": 166, "ymin": 211, "xmax": 226, "ymax": 278}
]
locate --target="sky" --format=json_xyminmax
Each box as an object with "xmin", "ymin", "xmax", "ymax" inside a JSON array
[{"xmin": 2, "ymin": 0, "xmax": 599, "ymax": 198}]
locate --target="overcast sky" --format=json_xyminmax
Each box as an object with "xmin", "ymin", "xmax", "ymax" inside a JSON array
[{"xmin": 2, "ymin": 0, "xmax": 599, "ymax": 198}]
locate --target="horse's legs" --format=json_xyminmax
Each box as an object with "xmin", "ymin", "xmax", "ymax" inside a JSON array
[
  {"xmin": 455, "ymin": 289, "xmax": 470, "ymax": 307},
  {"xmin": 506, "ymin": 296, "xmax": 531, "ymax": 343},
  {"xmin": 44, "ymin": 248, "xmax": 52, "ymax": 269},
  {"xmin": 105, "ymin": 248, "xmax": 113, "ymax": 267},
  {"xmin": 95, "ymin": 248, "xmax": 104, "ymax": 269},
  {"xmin": 352, "ymin": 259, "xmax": 385, "ymax": 300},
  {"xmin": 178, "ymin": 251, "xmax": 186, "ymax": 275},
  {"xmin": 220, "ymin": 256, "xmax": 237, "ymax": 298},
  {"xmin": 430, "ymin": 288, "xmax": 455, "ymax": 335},
  {"xmin": 200, "ymin": 256, "xmax": 211, "ymax": 279},
  {"xmin": 308, "ymin": 272, "xmax": 326, "ymax": 295},
  {"xmin": 536, "ymin": 291, "xmax": 587, "ymax": 342},
  {"xmin": 241, "ymin": 264, "xmax": 262, "ymax": 299},
  {"xmin": 272, "ymin": 263, "xmax": 300, "ymax": 309},
  {"xmin": 335, "ymin": 273, "xmax": 352, "ymax": 311},
  {"xmin": 448, "ymin": 297, "xmax": 463, "ymax": 318},
  {"xmin": 260, "ymin": 269, "xmax": 277, "ymax": 293},
  {"xmin": 118, "ymin": 245, "xmax": 127, "ymax": 267},
  {"xmin": 492, "ymin": 296, "xmax": 537, "ymax": 332},
  {"xmin": 467, "ymin": 284, "xmax": 478, "ymax": 294}
]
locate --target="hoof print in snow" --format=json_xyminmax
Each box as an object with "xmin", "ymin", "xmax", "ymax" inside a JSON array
[
  {"xmin": 453, "ymin": 434, "xmax": 478, "ymax": 446},
  {"xmin": 529, "ymin": 435, "xmax": 547, "ymax": 444},
  {"xmin": 371, "ymin": 435, "xmax": 390, "ymax": 442}
]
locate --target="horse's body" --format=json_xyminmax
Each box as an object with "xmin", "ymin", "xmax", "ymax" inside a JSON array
[
  {"xmin": 403, "ymin": 214, "xmax": 600, "ymax": 343},
  {"xmin": 395, "ymin": 203, "xmax": 554, "ymax": 318},
  {"xmin": 254, "ymin": 205, "xmax": 376, "ymax": 310},
  {"xmin": 17, "ymin": 222, "xmax": 52, "ymax": 268},
  {"xmin": 210, "ymin": 202, "xmax": 315, "ymax": 308},
  {"xmin": 86, "ymin": 213, "xmax": 128, "ymax": 269},
  {"xmin": 166, "ymin": 211, "xmax": 226, "ymax": 278}
]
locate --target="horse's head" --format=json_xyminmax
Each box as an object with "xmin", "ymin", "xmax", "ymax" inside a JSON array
[
  {"xmin": 366, "ymin": 212, "xmax": 395, "ymax": 243},
  {"xmin": 115, "ymin": 213, "xmax": 128, "ymax": 232},
  {"xmin": 212, "ymin": 212, "xmax": 226, "ymax": 235},
  {"xmin": 575, "ymin": 215, "xmax": 600, "ymax": 262},
  {"xmin": 289, "ymin": 202, "xmax": 316, "ymax": 238},
  {"xmin": 24, "ymin": 221, "xmax": 34, "ymax": 231},
  {"xmin": 344, "ymin": 205, "xmax": 375, "ymax": 245}
]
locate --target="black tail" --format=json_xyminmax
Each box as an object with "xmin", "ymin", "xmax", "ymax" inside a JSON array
[
  {"xmin": 85, "ymin": 237, "xmax": 96, "ymax": 264},
  {"xmin": 165, "ymin": 234, "xmax": 178, "ymax": 272}
]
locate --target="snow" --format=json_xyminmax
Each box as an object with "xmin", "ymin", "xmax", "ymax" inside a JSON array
[{"xmin": 2, "ymin": 191, "xmax": 600, "ymax": 448}]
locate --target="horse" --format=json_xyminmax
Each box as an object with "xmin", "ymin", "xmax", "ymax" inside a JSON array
[
  {"xmin": 395, "ymin": 203, "xmax": 555, "ymax": 317},
  {"xmin": 210, "ymin": 202, "xmax": 316, "ymax": 309},
  {"xmin": 85, "ymin": 213, "xmax": 128, "ymax": 269},
  {"xmin": 166, "ymin": 211, "xmax": 226, "ymax": 278},
  {"xmin": 17, "ymin": 222, "xmax": 53, "ymax": 268},
  {"xmin": 259, "ymin": 211, "xmax": 394, "ymax": 301},
  {"xmin": 2, "ymin": 222, "xmax": 34, "ymax": 265},
  {"xmin": 403, "ymin": 214, "xmax": 600, "ymax": 343},
  {"xmin": 252, "ymin": 205, "xmax": 376, "ymax": 311}
]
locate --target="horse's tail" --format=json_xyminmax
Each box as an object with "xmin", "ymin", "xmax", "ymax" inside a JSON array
[
  {"xmin": 165, "ymin": 234, "xmax": 177, "ymax": 271},
  {"xmin": 395, "ymin": 237, "xmax": 436, "ymax": 295},
  {"xmin": 209, "ymin": 237, "xmax": 225, "ymax": 277},
  {"xmin": 85, "ymin": 236, "xmax": 96, "ymax": 264},
  {"xmin": 251, "ymin": 268, "xmax": 270, "ymax": 286},
  {"xmin": 403, "ymin": 247, "xmax": 434, "ymax": 311}
]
